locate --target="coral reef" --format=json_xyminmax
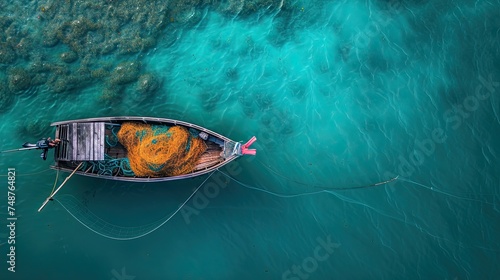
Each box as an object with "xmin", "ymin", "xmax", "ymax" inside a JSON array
[
  {"xmin": 0, "ymin": 43, "xmax": 16, "ymax": 64},
  {"xmin": 91, "ymin": 68, "xmax": 110, "ymax": 80},
  {"xmin": 18, "ymin": 119, "xmax": 51, "ymax": 138},
  {"xmin": 1, "ymin": 0, "xmax": 289, "ymax": 102},
  {"xmin": 0, "ymin": 81, "xmax": 14, "ymax": 113},
  {"xmin": 100, "ymin": 85, "xmax": 123, "ymax": 102},
  {"xmin": 47, "ymin": 77, "xmax": 67, "ymax": 93},
  {"xmin": 0, "ymin": 16, "xmax": 14, "ymax": 30},
  {"xmin": 213, "ymin": 0, "xmax": 287, "ymax": 17},
  {"xmin": 136, "ymin": 73, "xmax": 160, "ymax": 95},
  {"xmin": 60, "ymin": 51, "xmax": 78, "ymax": 63},
  {"xmin": 13, "ymin": 37, "xmax": 33, "ymax": 59},
  {"xmin": 110, "ymin": 61, "xmax": 141, "ymax": 85},
  {"xmin": 8, "ymin": 68, "xmax": 31, "ymax": 93},
  {"xmin": 42, "ymin": 29, "xmax": 59, "ymax": 47},
  {"xmin": 118, "ymin": 36, "xmax": 156, "ymax": 55},
  {"xmin": 31, "ymin": 73, "xmax": 49, "ymax": 86}
]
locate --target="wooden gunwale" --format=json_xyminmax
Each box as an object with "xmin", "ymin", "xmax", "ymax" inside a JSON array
[{"xmin": 50, "ymin": 116, "xmax": 240, "ymax": 182}]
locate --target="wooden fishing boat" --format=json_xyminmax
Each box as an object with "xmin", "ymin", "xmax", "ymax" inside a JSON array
[{"xmin": 49, "ymin": 116, "xmax": 256, "ymax": 182}]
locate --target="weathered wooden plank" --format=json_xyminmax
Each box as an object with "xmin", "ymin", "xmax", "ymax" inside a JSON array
[
  {"xmin": 72, "ymin": 123, "xmax": 77, "ymax": 160},
  {"xmin": 100, "ymin": 123, "xmax": 105, "ymax": 159},
  {"xmin": 85, "ymin": 124, "xmax": 92, "ymax": 160},
  {"xmin": 89, "ymin": 123, "xmax": 94, "ymax": 160},
  {"xmin": 93, "ymin": 123, "xmax": 98, "ymax": 160},
  {"xmin": 62, "ymin": 122, "xmax": 106, "ymax": 161},
  {"xmin": 94, "ymin": 122, "xmax": 104, "ymax": 160},
  {"xmin": 77, "ymin": 123, "xmax": 88, "ymax": 161},
  {"xmin": 62, "ymin": 125, "xmax": 69, "ymax": 160},
  {"xmin": 93, "ymin": 123, "xmax": 98, "ymax": 161},
  {"xmin": 76, "ymin": 124, "xmax": 83, "ymax": 160},
  {"xmin": 54, "ymin": 126, "xmax": 60, "ymax": 160}
]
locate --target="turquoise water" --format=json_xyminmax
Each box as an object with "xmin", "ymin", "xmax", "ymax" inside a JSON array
[{"xmin": 1, "ymin": 0, "xmax": 499, "ymax": 279}]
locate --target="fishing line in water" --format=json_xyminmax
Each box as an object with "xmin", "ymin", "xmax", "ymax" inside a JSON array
[
  {"xmin": 217, "ymin": 170, "xmax": 499, "ymax": 252},
  {"xmin": 398, "ymin": 177, "xmax": 498, "ymax": 206},
  {"xmin": 54, "ymin": 172, "xmax": 215, "ymax": 241},
  {"xmin": 216, "ymin": 170, "xmax": 397, "ymax": 197},
  {"xmin": 256, "ymin": 159, "xmax": 399, "ymax": 190},
  {"xmin": 325, "ymin": 186, "xmax": 499, "ymax": 253},
  {"xmin": 256, "ymin": 159, "xmax": 497, "ymax": 205},
  {"xmin": 218, "ymin": 170, "xmax": 332, "ymax": 198},
  {"xmin": 52, "ymin": 160, "xmax": 495, "ymax": 242},
  {"xmin": 50, "ymin": 169, "xmax": 60, "ymax": 196},
  {"xmin": 54, "ymin": 166, "xmax": 397, "ymax": 241}
]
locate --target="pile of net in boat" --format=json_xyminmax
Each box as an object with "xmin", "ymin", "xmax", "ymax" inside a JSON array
[{"xmin": 117, "ymin": 122, "xmax": 207, "ymax": 177}]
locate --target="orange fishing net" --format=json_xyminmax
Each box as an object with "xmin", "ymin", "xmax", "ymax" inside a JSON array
[{"xmin": 117, "ymin": 122, "xmax": 207, "ymax": 177}]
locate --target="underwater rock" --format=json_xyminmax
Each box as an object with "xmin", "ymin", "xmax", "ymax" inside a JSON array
[
  {"xmin": 0, "ymin": 81, "xmax": 14, "ymax": 113},
  {"xmin": 56, "ymin": 17, "xmax": 99, "ymax": 46},
  {"xmin": 166, "ymin": 0, "xmax": 198, "ymax": 22},
  {"xmin": 217, "ymin": 0, "xmax": 285, "ymax": 17},
  {"xmin": 91, "ymin": 68, "xmax": 110, "ymax": 79},
  {"xmin": 118, "ymin": 39, "xmax": 141, "ymax": 55},
  {"xmin": 109, "ymin": 61, "xmax": 141, "ymax": 85},
  {"xmin": 100, "ymin": 42, "xmax": 116, "ymax": 55},
  {"xmin": 8, "ymin": 68, "xmax": 31, "ymax": 93},
  {"xmin": 18, "ymin": 119, "xmax": 50, "ymax": 138},
  {"xmin": 0, "ymin": 43, "xmax": 16, "ymax": 64},
  {"xmin": 71, "ymin": 68, "xmax": 92, "ymax": 88},
  {"xmin": 0, "ymin": 16, "xmax": 14, "ymax": 30},
  {"xmin": 69, "ymin": 18, "xmax": 97, "ymax": 39},
  {"xmin": 4, "ymin": 21, "xmax": 28, "ymax": 39},
  {"xmin": 42, "ymin": 30, "xmax": 59, "ymax": 47},
  {"xmin": 48, "ymin": 64, "xmax": 70, "ymax": 76},
  {"xmin": 0, "ymin": 0, "xmax": 297, "ymax": 110},
  {"xmin": 48, "ymin": 77, "xmax": 68, "ymax": 93},
  {"xmin": 29, "ymin": 57, "xmax": 52, "ymax": 73},
  {"xmin": 47, "ymin": 74, "xmax": 81, "ymax": 94},
  {"xmin": 38, "ymin": 4, "xmax": 58, "ymax": 20},
  {"xmin": 13, "ymin": 37, "xmax": 32, "ymax": 59},
  {"xmin": 136, "ymin": 73, "xmax": 160, "ymax": 95},
  {"xmin": 217, "ymin": 0, "xmax": 244, "ymax": 15},
  {"xmin": 118, "ymin": 36, "xmax": 157, "ymax": 55},
  {"xmin": 76, "ymin": 65, "xmax": 91, "ymax": 79},
  {"xmin": 108, "ymin": 18, "xmax": 122, "ymax": 33},
  {"xmin": 60, "ymin": 51, "xmax": 78, "ymax": 63},
  {"xmin": 100, "ymin": 85, "xmax": 123, "ymax": 102},
  {"xmin": 142, "ymin": 37, "xmax": 156, "ymax": 49},
  {"xmin": 174, "ymin": 7, "xmax": 197, "ymax": 23},
  {"xmin": 31, "ymin": 73, "xmax": 49, "ymax": 86}
]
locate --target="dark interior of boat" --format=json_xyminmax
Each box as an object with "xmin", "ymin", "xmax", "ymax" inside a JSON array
[{"xmin": 55, "ymin": 122, "xmax": 225, "ymax": 177}]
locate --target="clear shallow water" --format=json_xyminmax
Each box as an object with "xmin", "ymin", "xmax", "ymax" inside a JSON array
[{"xmin": 1, "ymin": 0, "xmax": 499, "ymax": 279}]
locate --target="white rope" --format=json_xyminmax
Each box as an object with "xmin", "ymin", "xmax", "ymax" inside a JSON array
[{"xmin": 54, "ymin": 172, "xmax": 214, "ymax": 240}]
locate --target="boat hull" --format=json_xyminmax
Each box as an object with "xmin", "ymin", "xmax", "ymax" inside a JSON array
[{"xmin": 50, "ymin": 116, "xmax": 244, "ymax": 182}]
